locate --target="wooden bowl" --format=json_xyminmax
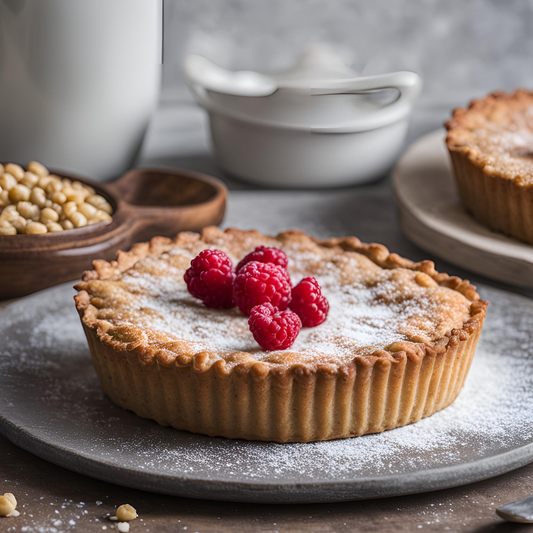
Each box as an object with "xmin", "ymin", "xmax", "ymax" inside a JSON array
[{"xmin": 0, "ymin": 167, "xmax": 227, "ymax": 299}]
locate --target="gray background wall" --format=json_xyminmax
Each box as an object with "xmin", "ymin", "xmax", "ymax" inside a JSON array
[{"xmin": 160, "ymin": 0, "xmax": 533, "ymax": 109}]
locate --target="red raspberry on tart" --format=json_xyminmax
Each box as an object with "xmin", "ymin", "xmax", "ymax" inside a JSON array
[
  {"xmin": 183, "ymin": 249, "xmax": 234, "ymax": 308},
  {"xmin": 290, "ymin": 276, "xmax": 329, "ymax": 327},
  {"xmin": 236, "ymin": 246, "xmax": 291, "ymax": 283},
  {"xmin": 248, "ymin": 303, "xmax": 301, "ymax": 351},
  {"xmin": 236, "ymin": 246, "xmax": 289, "ymax": 272},
  {"xmin": 233, "ymin": 260, "xmax": 292, "ymax": 316}
]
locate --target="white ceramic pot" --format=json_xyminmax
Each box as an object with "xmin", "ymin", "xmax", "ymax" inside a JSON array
[
  {"xmin": 185, "ymin": 49, "xmax": 422, "ymax": 188},
  {"xmin": 0, "ymin": 0, "xmax": 162, "ymax": 181}
]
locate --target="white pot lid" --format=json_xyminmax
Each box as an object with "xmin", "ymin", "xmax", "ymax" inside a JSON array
[
  {"xmin": 185, "ymin": 45, "xmax": 362, "ymax": 97},
  {"xmin": 184, "ymin": 45, "xmax": 422, "ymax": 133}
]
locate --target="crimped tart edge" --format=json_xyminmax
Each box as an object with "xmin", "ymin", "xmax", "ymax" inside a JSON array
[
  {"xmin": 448, "ymin": 150, "xmax": 533, "ymax": 244},
  {"xmin": 81, "ymin": 320, "xmax": 482, "ymax": 441},
  {"xmin": 74, "ymin": 226, "xmax": 487, "ymax": 375},
  {"xmin": 445, "ymin": 89, "xmax": 533, "ymax": 187}
]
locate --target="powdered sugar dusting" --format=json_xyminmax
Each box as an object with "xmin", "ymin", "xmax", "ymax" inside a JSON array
[
  {"xmin": 466, "ymin": 106, "xmax": 533, "ymax": 185},
  {"xmin": 0, "ymin": 283, "xmax": 532, "ymax": 500},
  {"xmin": 107, "ymin": 243, "xmax": 471, "ymax": 362}
]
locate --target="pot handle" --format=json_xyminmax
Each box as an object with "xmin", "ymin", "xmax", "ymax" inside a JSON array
[
  {"xmin": 308, "ymin": 71, "xmax": 422, "ymax": 133},
  {"xmin": 187, "ymin": 70, "xmax": 421, "ymax": 133}
]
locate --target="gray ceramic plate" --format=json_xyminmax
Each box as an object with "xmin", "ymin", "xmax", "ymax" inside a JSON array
[{"xmin": 0, "ymin": 283, "xmax": 532, "ymax": 504}]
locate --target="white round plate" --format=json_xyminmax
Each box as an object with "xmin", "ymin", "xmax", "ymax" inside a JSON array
[
  {"xmin": 392, "ymin": 129, "xmax": 533, "ymax": 289},
  {"xmin": 1, "ymin": 283, "xmax": 533, "ymax": 503}
]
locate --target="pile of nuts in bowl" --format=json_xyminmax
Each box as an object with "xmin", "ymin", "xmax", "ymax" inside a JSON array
[{"xmin": 0, "ymin": 161, "xmax": 113, "ymax": 235}]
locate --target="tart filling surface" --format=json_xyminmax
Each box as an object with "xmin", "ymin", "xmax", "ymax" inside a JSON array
[
  {"xmin": 78, "ymin": 229, "xmax": 474, "ymax": 364},
  {"xmin": 446, "ymin": 90, "xmax": 533, "ymax": 186},
  {"xmin": 75, "ymin": 227, "xmax": 487, "ymax": 442}
]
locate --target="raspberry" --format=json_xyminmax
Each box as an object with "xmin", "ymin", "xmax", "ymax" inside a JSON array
[
  {"xmin": 236, "ymin": 246, "xmax": 290, "ymax": 282},
  {"xmin": 289, "ymin": 277, "xmax": 329, "ymax": 327},
  {"xmin": 183, "ymin": 249, "xmax": 234, "ymax": 308},
  {"xmin": 248, "ymin": 303, "xmax": 302, "ymax": 351},
  {"xmin": 233, "ymin": 261, "xmax": 292, "ymax": 316}
]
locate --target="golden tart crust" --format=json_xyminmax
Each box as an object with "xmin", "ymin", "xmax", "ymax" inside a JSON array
[
  {"xmin": 74, "ymin": 227, "xmax": 487, "ymax": 442},
  {"xmin": 446, "ymin": 89, "xmax": 533, "ymax": 244}
]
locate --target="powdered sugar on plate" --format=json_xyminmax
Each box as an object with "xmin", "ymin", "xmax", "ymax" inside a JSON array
[{"xmin": 0, "ymin": 282, "xmax": 532, "ymax": 502}]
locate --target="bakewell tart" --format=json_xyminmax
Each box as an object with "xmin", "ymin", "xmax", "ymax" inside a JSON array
[
  {"xmin": 446, "ymin": 90, "xmax": 533, "ymax": 244},
  {"xmin": 74, "ymin": 227, "xmax": 487, "ymax": 442}
]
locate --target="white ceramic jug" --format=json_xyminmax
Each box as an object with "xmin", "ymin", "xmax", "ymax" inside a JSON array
[
  {"xmin": 185, "ymin": 46, "xmax": 422, "ymax": 188},
  {"xmin": 0, "ymin": 0, "xmax": 162, "ymax": 181}
]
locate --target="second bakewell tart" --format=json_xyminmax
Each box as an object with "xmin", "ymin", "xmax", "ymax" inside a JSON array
[
  {"xmin": 74, "ymin": 227, "xmax": 487, "ymax": 443},
  {"xmin": 446, "ymin": 89, "xmax": 533, "ymax": 244}
]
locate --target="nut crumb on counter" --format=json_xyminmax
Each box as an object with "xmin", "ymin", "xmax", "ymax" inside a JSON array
[
  {"xmin": 0, "ymin": 492, "xmax": 17, "ymax": 517},
  {"xmin": 116, "ymin": 504, "xmax": 138, "ymax": 522}
]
